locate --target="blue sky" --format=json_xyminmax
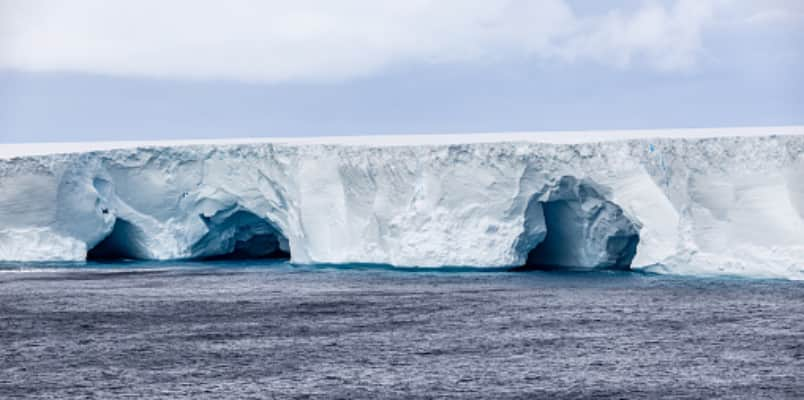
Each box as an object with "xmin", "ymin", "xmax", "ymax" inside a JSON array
[{"xmin": 0, "ymin": 0, "xmax": 802, "ymax": 143}]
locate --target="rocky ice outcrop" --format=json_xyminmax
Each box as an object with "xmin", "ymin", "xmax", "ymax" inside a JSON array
[{"xmin": 1, "ymin": 127, "xmax": 803, "ymax": 279}]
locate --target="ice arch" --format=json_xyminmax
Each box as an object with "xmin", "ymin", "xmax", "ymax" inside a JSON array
[
  {"xmin": 87, "ymin": 208, "xmax": 289, "ymax": 261},
  {"xmin": 192, "ymin": 208, "xmax": 289, "ymax": 260},
  {"xmin": 521, "ymin": 177, "xmax": 640, "ymax": 270}
]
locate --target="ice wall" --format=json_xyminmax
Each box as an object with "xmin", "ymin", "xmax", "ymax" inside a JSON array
[{"xmin": 1, "ymin": 130, "xmax": 802, "ymax": 279}]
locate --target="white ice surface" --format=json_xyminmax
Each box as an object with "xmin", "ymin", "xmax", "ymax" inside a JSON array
[{"xmin": 1, "ymin": 126, "xmax": 803, "ymax": 279}]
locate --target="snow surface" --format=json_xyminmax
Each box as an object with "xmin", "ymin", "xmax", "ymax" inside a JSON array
[{"xmin": 1, "ymin": 126, "xmax": 803, "ymax": 279}]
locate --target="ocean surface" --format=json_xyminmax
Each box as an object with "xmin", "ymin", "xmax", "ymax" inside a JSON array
[{"xmin": 0, "ymin": 260, "xmax": 802, "ymax": 399}]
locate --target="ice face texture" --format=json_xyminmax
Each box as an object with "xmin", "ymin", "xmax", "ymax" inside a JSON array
[{"xmin": 1, "ymin": 128, "xmax": 803, "ymax": 279}]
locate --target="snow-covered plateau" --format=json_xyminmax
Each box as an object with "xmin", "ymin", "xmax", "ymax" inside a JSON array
[{"xmin": 1, "ymin": 126, "xmax": 803, "ymax": 279}]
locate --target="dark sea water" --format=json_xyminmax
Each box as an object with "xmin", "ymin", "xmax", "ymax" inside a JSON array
[{"xmin": 0, "ymin": 260, "xmax": 802, "ymax": 399}]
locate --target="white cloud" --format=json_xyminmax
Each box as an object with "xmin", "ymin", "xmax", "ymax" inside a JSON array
[
  {"xmin": 555, "ymin": 0, "xmax": 718, "ymax": 71},
  {"xmin": 0, "ymin": 0, "xmax": 798, "ymax": 82}
]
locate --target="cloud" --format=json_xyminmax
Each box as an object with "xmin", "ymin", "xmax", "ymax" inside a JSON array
[
  {"xmin": 0, "ymin": 0, "xmax": 798, "ymax": 82},
  {"xmin": 555, "ymin": 0, "xmax": 718, "ymax": 71}
]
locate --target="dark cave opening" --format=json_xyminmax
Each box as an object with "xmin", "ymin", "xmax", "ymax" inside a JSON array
[
  {"xmin": 87, "ymin": 218, "xmax": 150, "ymax": 261},
  {"xmin": 192, "ymin": 210, "xmax": 291, "ymax": 261},
  {"xmin": 513, "ymin": 177, "xmax": 640, "ymax": 271},
  {"xmin": 519, "ymin": 199, "xmax": 639, "ymax": 271},
  {"xmin": 87, "ymin": 210, "xmax": 291, "ymax": 262},
  {"xmin": 199, "ymin": 234, "xmax": 290, "ymax": 261}
]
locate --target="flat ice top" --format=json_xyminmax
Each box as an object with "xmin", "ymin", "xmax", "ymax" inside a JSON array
[{"xmin": 2, "ymin": 125, "xmax": 803, "ymax": 159}]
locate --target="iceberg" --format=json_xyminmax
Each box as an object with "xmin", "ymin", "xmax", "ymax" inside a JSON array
[{"xmin": 1, "ymin": 126, "xmax": 803, "ymax": 279}]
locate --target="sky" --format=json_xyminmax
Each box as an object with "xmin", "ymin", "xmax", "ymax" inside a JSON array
[{"xmin": 0, "ymin": 0, "xmax": 802, "ymax": 143}]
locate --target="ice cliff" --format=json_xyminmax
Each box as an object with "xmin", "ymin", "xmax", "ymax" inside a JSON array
[{"xmin": 1, "ymin": 127, "xmax": 803, "ymax": 279}]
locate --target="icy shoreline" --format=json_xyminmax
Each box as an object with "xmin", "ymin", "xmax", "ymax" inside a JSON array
[{"xmin": 2, "ymin": 127, "xmax": 803, "ymax": 279}]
